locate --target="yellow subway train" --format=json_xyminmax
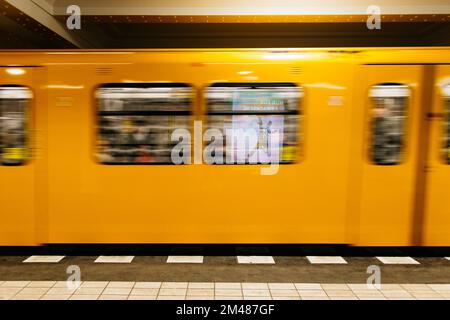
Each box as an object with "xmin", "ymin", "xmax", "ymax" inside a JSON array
[{"xmin": 0, "ymin": 48, "xmax": 449, "ymax": 246}]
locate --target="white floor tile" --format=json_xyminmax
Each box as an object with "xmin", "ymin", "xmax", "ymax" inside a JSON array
[
  {"xmin": 352, "ymin": 290, "xmax": 384, "ymax": 298},
  {"xmin": 99, "ymin": 295, "xmax": 128, "ymax": 300},
  {"xmin": 102, "ymin": 287, "xmax": 132, "ymax": 295},
  {"xmin": 53, "ymin": 281, "xmax": 82, "ymax": 288},
  {"xmin": 244, "ymin": 296, "xmax": 272, "ymax": 300},
  {"xmin": 215, "ymin": 283, "xmax": 241, "ymax": 289},
  {"xmin": 12, "ymin": 294, "xmax": 43, "ymax": 300},
  {"xmin": 306, "ymin": 256, "xmax": 347, "ymax": 264},
  {"xmin": 159, "ymin": 288, "xmax": 187, "ymax": 296},
  {"xmin": 321, "ymin": 284, "xmax": 349, "ymax": 290},
  {"xmin": 74, "ymin": 287, "xmax": 104, "ymax": 295},
  {"xmin": 325, "ymin": 290, "xmax": 355, "ymax": 297},
  {"xmin": 134, "ymin": 282, "xmax": 161, "ymax": 289},
  {"xmin": 106, "ymin": 281, "xmax": 135, "ymax": 288},
  {"xmin": 428, "ymin": 284, "xmax": 450, "ymax": 291},
  {"xmin": 295, "ymin": 283, "xmax": 322, "ymax": 290},
  {"xmin": 1, "ymin": 281, "xmax": 30, "ymax": 288},
  {"xmin": 69, "ymin": 294, "xmax": 99, "ymax": 300},
  {"xmin": 186, "ymin": 295, "xmax": 214, "ymax": 300},
  {"xmin": 301, "ymin": 296, "xmax": 329, "ymax": 300},
  {"xmin": 94, "ymin": 256, "xmax": 134, "ymax": 263},
  {"xmin": 299, "ymin": 290, "xmax": 327, "ymax": 297},
  {"xmin": 401, "ymin": 284, "xmax": 431, "ymax": 290},
  {"xmin": 329, "ymin": 296, "xmax": 358, "ymax": 300},
  {"xmin": 157, "ymin": 295, "xmax": 186, "ymax": 300},
  {"xmin": 215, "ymin": 289, "xmax": 242, "ymax": 296},
  {"xmin": 379, "ymin": 284, "xmax": 403, "ymax": 290},
  {"xmin": 40, "ymin": 294, "xmax": 70, "ymax": 300},
  {"xmin": 128, "ymin": 295, "xmax": 157, "ymax": 300},
  {"xmin": 376, "ymin": 257, "xmax": 420, "ymax": 264},
  {"xmin": 187, "ymin": 289, "xmax": 214, "ymax": 296},
  {"xmin": 161, "ymin": 282, "xmax": 188, "ymax": 289},
  {"xmin": 242, "ymin": 283, "xmax": 268, "ymax": 290},
  {"xmin": 381, "ymin": 290, "xmax": 412, "ymax": 298},
  {"xmin": 188, "ymin": 282, "xmax": 214, "ymax": 289},
  {"xmin": 268, "ymin": 283, "xmax": 295, "ymax": 290},
  {"xmin": 167, "ymin": 256, "xmax": 204, "ymax": 264},
  {"xmin": 237, "ymin": 256, "xmax": 275, "ymax": 264},
  {"xmin": 348, "ymin": 284, "xmax": 375, "ymax": 290},
  {"xmin": 243, "ymin": 289, "xmax": 271, "ymax": 297},
  {"xmin": 270, "ymin": 289, "xmax": 299, "ymax": 297},
  {"xmin": 214, "ymin": 296, "xmax": 243, "ymax": 300},
  {"xmin": 0, "ymin": 288, "xmax": 22, "ymax": 296},
  {"xmin": 23, "ymin": 256, "xmax": 65, "ymax": 263},
  {"xmin": 272, "ymin": 296, "xmax": 301, "ymax": 300},
  {"xmin": 131, "ymin": 288, "xmax": 159, "ymax": 296},
  {"xmin": 27, "ymin": 281, "xmax": 56, "ymax": 288},
  {"xmin": 19, "ymin": 287, "xmax": 50, "ymax": 295},
  {"xmin": 46, "ymin": 287, "xmax": 77, "ymax": 295},
  {"xmin": 439, "ymin": 292, "xmax": 450, "ymax": 298},
  {"xmin": 79, "ymin": 281, "xmax": 108, "ymax": 288}
]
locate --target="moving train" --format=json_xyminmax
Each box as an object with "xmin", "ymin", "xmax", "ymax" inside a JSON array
[{"xmin": 0, "ymin": 47, "xmax": 449, "ymax": 246}]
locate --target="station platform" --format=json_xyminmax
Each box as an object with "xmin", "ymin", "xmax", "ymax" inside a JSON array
[{"xmin": 1, "ymin": 246, "xmax": 449, "ymax": 300}]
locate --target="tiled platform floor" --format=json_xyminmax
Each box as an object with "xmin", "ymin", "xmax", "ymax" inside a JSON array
[{"xmin": 1, "ymin": 281, "xmax": 450, "ymax": 300}]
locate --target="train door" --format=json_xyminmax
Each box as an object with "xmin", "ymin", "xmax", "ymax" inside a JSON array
[
  {"xmin": 0, "ymin": 67, "xmax": 40, "ymax": 245},
  {"xmin": 424, "ymin": 65, "xmax": 450, "ymax": 246},
  {"xmin": 353, "ymin": 65, "xmax": 426, "ymax": 245}
]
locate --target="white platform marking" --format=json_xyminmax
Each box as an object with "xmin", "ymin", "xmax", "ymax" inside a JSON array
[
  {"xmin": 376, "ymin": 257, "xmax": 420, "ymax": 265},
  {"xmin": 237, "ymin": 256, "xmax": 275, "ymax": 264},
  {"xmin": 306, "ymin": 256, "xmax": 347, "ymax": 264},
  {"xmin": 23, "ymin": 256, "xmax": 65, "ymax": 263},
  {"xmin": 166, "ymin": 256, "xmax": 204, "ymax": 264},
  {"xmin": 94, "ymin": 256, "xmax": 134, "ymax": 263}
]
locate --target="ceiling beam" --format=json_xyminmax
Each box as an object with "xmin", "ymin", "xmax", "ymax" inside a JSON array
[
  {"xmin": 4, "ymin": 0, "xmax": 92, "ymax": 47},
  {"xmin": 48, "ymin": 0, "xmax": 450, "ymax": 16}
]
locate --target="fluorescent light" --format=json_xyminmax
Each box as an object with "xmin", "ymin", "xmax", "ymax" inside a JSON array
[
  {"xmin": 263, "ymin": 52, "xmax": 310, "ymax": 60},
  {"xmin": 6, "ymin": 68, "xmax": 26, "ymax": 76}
]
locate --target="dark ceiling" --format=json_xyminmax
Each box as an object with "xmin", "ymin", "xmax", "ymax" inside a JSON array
[
  {"xmin": 92, "ymin": 22, "xmax": 450, "ymax": 48},
  {"xmin": 0, "ymin": 0, "xmax": 449, "ymax": 49}
]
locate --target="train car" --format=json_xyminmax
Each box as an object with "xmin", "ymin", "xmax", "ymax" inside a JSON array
[{"xmin": 0, "ymin": 47, "xmax": 449, "ymax": 246}]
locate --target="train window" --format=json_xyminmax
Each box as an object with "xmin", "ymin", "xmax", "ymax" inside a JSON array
[
  {"xmin": 205, "ymin": 83, "xmax": 302, "ymax": 164},
  {"xmin": 95, "ymin": 83, "xmax": 192, "ymax": 164},
  {"xmin": 444, "ymin": 85, "xmax": 450, "ymax": 164},
  {"xmin": 369, "ymin": 84, "xmax": 410, "ymax": 165},
  {"xmin": 0, "ymin": 86, "xmax": 31, "ymax": 166}
]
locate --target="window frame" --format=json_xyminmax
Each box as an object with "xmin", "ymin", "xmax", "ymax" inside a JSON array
[
  {"xmin": 442, "ymin": 84, "xmax": 450, "ymax": 164},
  {"xmin": 368, "ymin": 83, "xmax": 411, "ymax": 166},
  {"xmin": 204, "ymin": 82, "xmax": 303, "ymax": 165},
  {"xmin": 94, "ymin": 83, "xmax": 193, "ymax": 165},
  {"xmin": 0, "ymin": 85, "xmax": 33, "ymax": 166}
]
